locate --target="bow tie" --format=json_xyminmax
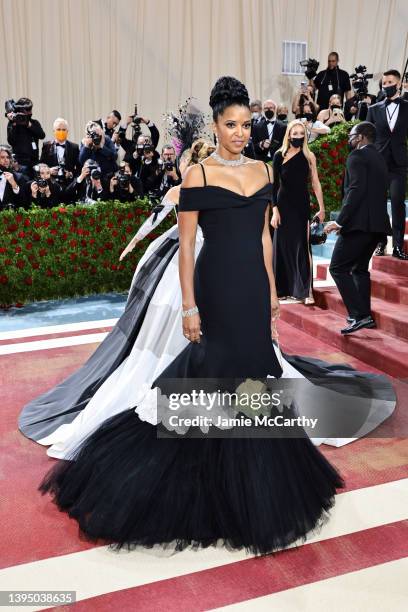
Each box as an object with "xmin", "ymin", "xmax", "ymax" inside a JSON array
[
  {"xmin": 385, "ymin": 97, "xmax": 400, "ymax": 106},
  {"xmin": 266, "ymin": 120, "xmax": 275, "ymax": 124},
  {"xmin": 56, "ymin": 142, "xmax": 66, "ymax": 148}
]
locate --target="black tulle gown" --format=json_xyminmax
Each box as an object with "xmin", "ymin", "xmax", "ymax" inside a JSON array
[
  {"xmin": 40, "ymin": 165, "xmax": 344, "ymax": 555},
  {"xmin": 272, "ymin": 150, "xmax": 313, "ymax": 299}
]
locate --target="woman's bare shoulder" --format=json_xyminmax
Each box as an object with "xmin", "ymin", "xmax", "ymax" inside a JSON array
[
  {"xmin": 181, "ymin": 164, "xmax": 205, "ymax": 188},
  {"xmin": 165, "ymin": 185, "xmax": 181, "ymax": 204}
]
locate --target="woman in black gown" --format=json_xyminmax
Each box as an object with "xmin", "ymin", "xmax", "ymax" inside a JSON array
[
  {"xmin": 271, "ymin": 120, "xmax": 325, "ymax": 303},
  {"xmin": 39, "ymin": 77, "xmax": 344, "ymax": 555}
]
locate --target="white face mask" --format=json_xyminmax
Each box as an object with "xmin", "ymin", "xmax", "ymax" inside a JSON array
[{"xmin": 252, "ymin": 112, "xmax": 261, "ymax": 120}]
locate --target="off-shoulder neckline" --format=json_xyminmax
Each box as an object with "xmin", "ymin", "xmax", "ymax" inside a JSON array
[{"xmin": 179, "ymin": 182, "xmax": 272, "ymax": 199}]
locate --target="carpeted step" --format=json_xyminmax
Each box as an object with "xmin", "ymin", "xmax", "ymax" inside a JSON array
[
  {"xmin": 313, "ymin": 286, "xmax": 408, "ymax": 340},
  {"xmin": 280, "ymin": 304, "xmax": 408, "ymax": 378}
]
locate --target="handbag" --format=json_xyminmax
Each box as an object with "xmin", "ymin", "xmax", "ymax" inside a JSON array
[{"xmin": 309, "ymin": 217, "xmax": 327, "ymax": 245}]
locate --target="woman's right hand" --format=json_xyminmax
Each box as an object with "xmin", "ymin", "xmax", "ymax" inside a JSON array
[
  {"xmin": 119, "ymin": 236, "xmax": 139, "ymax": 260},
  {"xmin": 271, "ymin": 207, "xmax": 281, "ymax": 229},
  {"xmin": 182, "ymin": 312, "xmax": 201, "ymax": 343}
]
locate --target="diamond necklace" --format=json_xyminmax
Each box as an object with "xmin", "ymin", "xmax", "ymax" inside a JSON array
[{"xmin": 210, "ymin": 149, "xmax": 245, "ymax": 166}]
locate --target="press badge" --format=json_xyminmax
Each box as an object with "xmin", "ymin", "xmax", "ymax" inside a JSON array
[
  {"xmin": 328, "ymin": 84, "xmax": 333, "ymax": 91},
  {"xmin": 32, "ymin": 141, "xmax": 37, "ymax": 150}
]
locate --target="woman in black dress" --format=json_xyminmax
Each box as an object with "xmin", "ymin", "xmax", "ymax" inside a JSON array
[
  {"xmin": 271, "ymin": 120, "xmax": 325, "ymax": 303},
  {"xmin": 39, "ymin": 77, "xmax": 344, "ymax": 556}
]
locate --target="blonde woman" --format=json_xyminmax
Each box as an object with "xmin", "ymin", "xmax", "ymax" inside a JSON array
[{"xmin": 271, "ymin": 120, "xmax": 325, "ymax": 303}]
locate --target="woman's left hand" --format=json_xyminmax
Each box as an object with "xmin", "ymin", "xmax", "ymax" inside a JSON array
[{"xmin": 315, "ymin": 209, "xmax": 325, "ymax": 223}]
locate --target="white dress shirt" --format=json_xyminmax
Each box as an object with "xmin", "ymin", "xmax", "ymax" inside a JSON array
[{"xmin": 386, "ymin": 101, "xmax": 399, "ymax": 132}]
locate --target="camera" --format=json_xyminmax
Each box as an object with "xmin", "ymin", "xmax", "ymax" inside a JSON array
[
  {"xmin": 143, "ymin": 144, "xmax": 154, "ymax": 155},
  {"xmin": 299, "ymin": 58, "xmax": 320, "ymax": 80},
  {"xmin": 117, "ymin": 163, "xmax": 130, "ymax": 188},
  {"xmin": 87, "ymin": 162, "xmax": 102, "ymax": 180},
  {"xmin": 5, "ymin": 98, "xmax": 33, "ymax": 125},
  {"xmin": 129, "ymin": 104, "xmax": 142, "ymax": 141},
  {"xmin": 56, "ymin": 161, "xmax": 66, "ymax": 184},
  {"xmin": 164, "ymin": 161, "xmax": 174, "ymax": 171},
  {"xmin": 87, "ymin": 129, "xmax": 102, "ymax": 146},
  {"xmin": 350, "ymin": 65, "xmax": 373, "ymax": 99}
]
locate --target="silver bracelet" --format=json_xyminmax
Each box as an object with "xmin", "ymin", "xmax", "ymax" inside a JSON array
[{"xmin": 182, "ymin": 306, "xmax": 199, "ymax": 318}]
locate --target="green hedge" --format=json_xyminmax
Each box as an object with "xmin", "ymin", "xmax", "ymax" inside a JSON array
[
  {"xmin": 308, "ymin": 122, "xmax": 351, "ymax": 215},
  {"xmin": 0, "ymin": 199, "xmax": 175, "ymax": 306}
]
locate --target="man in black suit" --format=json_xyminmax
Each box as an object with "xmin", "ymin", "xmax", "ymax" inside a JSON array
[
  {"xmin": 251, "ymin": 99, "xmax": 287, "ymax": 162},
  {"xmin": 366, "ymin": 70, "xmax": 408, "ymax": 260},
  {"xmin": 326, "ymin": 122, "xmax": 391, "ymax": 334},
  {"xmin": 40, "ymin": 118, "xmax": 80, "ymax": 187},
  {"xmin": 0, "ymin": 146, "xmax": 25, "ymax": 210}
]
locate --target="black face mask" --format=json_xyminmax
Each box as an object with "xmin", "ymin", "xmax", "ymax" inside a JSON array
[
  {"xmin": 303, "ymin": 113, "xmax": 313, "ymax": 121},
  {"xmin": 330, "ymin": 104, "xmax": 341, "ymax": 110},
  {"xmin": 348, "ymin": 135, "xmax": 359, "ymax": 151},
  {"xmin": 290, "ymin": 137, "xmax": 304, "ymax": 148},
  {"xmin": 264, "ymin": 109, "xmax": 275, "ymax": 120},
  {"xmin": 382, "ymin": 84, "xmax": 398, "ymax": 99},
  {"xmin": 277, "ymin": 114, "xmax": 287, "ymax": 121}
]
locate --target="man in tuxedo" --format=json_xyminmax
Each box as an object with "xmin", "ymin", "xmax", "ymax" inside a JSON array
[
  {"xmin": 367, "ymin": 70, "xmax": 408, "ymax": 260},
  {"xmin": 244, "ymin": 99, "xmax": 262, "ymax": 158},
  {"xmin": 40, "ymin": 118, "xmax": 80, "ymax": 188},
  {"xmin": 325, "ymin": 122, "xmax": 391, "ymax": 334},
  {"xmin": 251, "ymin": 99, "xmax": 287, "ymax": 162},
  {"xmin": 0, "ymin": 146, "xmax": 25, "ymax": 210}
]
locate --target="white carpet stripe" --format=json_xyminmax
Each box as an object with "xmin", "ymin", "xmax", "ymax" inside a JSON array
[
  {"xmin": 0, "ymin": 479, "xmax": 406, "ymax": 611},
  {"xmin": 214, "ymin": 557, "xmax": 408, "ymax": 611},
  {"xmin": 0, "ymin": 319, "xmax": 118, "ymax": 341},
  {"xmin": 0, "ymin": 333, "xmax": 109, "ymax": 355}
]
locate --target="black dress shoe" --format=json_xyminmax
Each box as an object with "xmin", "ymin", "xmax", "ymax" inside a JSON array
[
  {"xmin": 346, "ymin": 316, "xmax": 355, "ymax": 323},
  {"xmin": 341, "ymin": 316, "xmax": 377, "ymax": 335},
  {"xmin": 374, "ymin": 245, "xmax": 386, "ymax": 256},
  {"xmin": 392, "ymin": 247, "xmax": 408, "ymax": 260}
]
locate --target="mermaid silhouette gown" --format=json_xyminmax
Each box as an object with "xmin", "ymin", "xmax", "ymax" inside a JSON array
[{"xmin": 40, "ymin": 163, "xmax": 344, "ymax": 554}]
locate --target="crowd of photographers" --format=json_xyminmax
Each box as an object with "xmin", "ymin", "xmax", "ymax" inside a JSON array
[
  {"xmin": 1, "ymin": 51, "xmax": 407, "ymax": 213},
  {"xmin": 0, "ymin": 102, "xmax": 182, "ymax": 211}
]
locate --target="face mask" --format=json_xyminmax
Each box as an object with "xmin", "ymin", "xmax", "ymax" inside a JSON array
[
  {"xmin": 382, "ymin": 84, "xmax": 398, "ymax": 98},
  {"xmin": 277, "ymin": 114, "xmax": 287, "ymax": 121},
  {"xmin": 348, "ymin": 135, "xmax": 359, "ymax": 151},
  {"xmin": 330, "ymin": 104, "xmax": 341, "ymax": 110},
  {"xmin": 264, "ymin": 109, "xmax": 275, "ymax": 120},
  {"xmin": 303, "ymin": 113, "xmax": 313, "ymax": 122},
  {"xmin": 252, "ymin": 112, "xmax": 260, "ymax": 120},
  {"xmin": 54, "ymin": 130, "xmax": 67, "ymax": 141},
  {"xmin": 290, "ymin": 137, "xmax": 304, "ymax": 148}
]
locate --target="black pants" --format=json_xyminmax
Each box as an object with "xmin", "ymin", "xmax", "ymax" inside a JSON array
[
  {"xmin": 329, "ymin": 231, "xmax": 383, "ymax": 320},
  {"xmin": 378, "ymin": 165, "xmax": 407, "ymax": 250}
]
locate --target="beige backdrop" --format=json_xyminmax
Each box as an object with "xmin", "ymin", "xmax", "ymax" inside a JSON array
[{"xmin": 0, "ymin": 0, "xmax": 407, "ymax": 145}]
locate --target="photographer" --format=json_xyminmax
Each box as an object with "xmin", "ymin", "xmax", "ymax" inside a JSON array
[
  {"xmin": 0, "ymin": 146, "xmax": 25, "ymax": 211},
  {"xmin": 344, "ymin": 92, "xmax": 374, "ymax": 121},
  {"xmin": 124, "ymin": 134, "xmax": 159, "ymax": 176},
  {"xmin": 146, "ymin": 145, "xmax": 181, "ymax": 197},
  {"xmin": 40, "ymin": 118, "xmax": 80, "ymax": 191},
  {"xmin": 108, "ymin": 161, "xmax": 143, "ymax": 202},
  {"xmin": 138, "ymin": 143, "xmax": 162, "ymax": 195},
  {"xmin": 309, "ymin": 52, "xmax": 352, "ymax": 111},
  {"xmin": 116, "ymin": 110, "xmax": 160, "ymax": 160},
  {"xmin": 65, "ymin": 159, "xmax": 108, "ymax": 204},
  {"xmin": 299, "ymin": 103, "xmax": 330, "ymax": 143},
  {"xmin": 317, "ymin": 94, "xmax": 346, "ymax": 125},
  {"xmin": 103, "ymin": 110, "xmax": 122, "ymax": 138},
  {"xmin": 292, "ymin": 81, "xmax": 319, "ymax": 117},
  {"xmin": 23, "ymin": 163, "xmax": 62, "ymax": 209},
  {"xmin": 6, "ymin": 98, "xmax": 45, "ymax": 176},
  {"xmin": 79, "ymin": 121, "xmax": 117, "ymax": 177}
]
